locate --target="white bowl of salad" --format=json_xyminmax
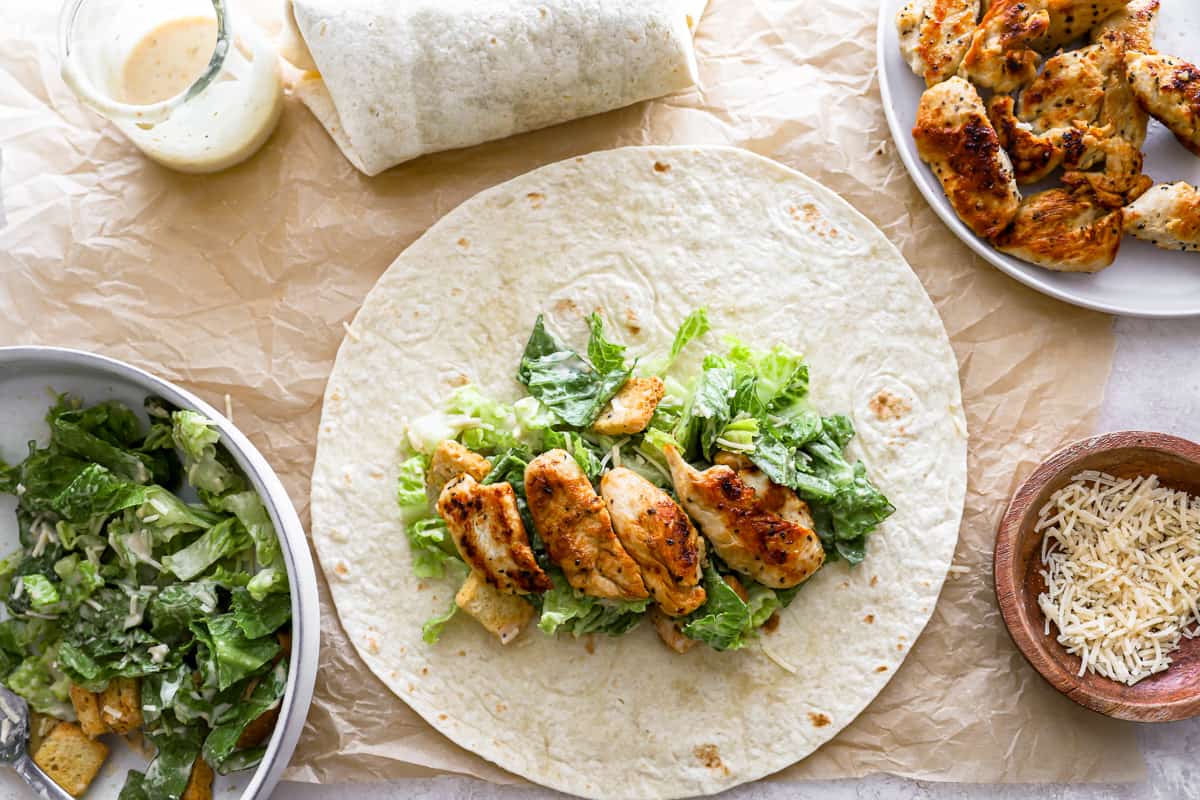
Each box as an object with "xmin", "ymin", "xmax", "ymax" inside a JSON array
[{"xmin": 0, "ymin": 347, "xmax": 319, "ymax": 799}]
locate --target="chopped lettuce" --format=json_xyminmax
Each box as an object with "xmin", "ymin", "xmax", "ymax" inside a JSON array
[
  {"xmin": 203, "ymin": 660, "xmax": 287, "ymax": 774},
  {"xmin": 231, "ymin": 587, "xmax": 291, "ymax": 640},
  {"xmin": 517, "ymin": 314, "xmax": 632, "ymax": 427},
  {"xmin": 421, "ymin": 598, "xmax": 459, "ymax": 644},
  {"xmin": 6, "ymin": 644, "xmax": 73, "ymax": 719},
  {"xmin": 396, "ymin": 455, "xmax": 463, "ymax": 579},
  {"xmin": 673, "ymin": 365, "xmax": 735, "ymax": 461},
  {"xmin": 538, "ymin": 570, "xmax": 649, "ymax": 637},
  {"xmin": 666, "ymin": 307, "xmax": 711, "ymax": 370},
  {"xmin": 681, "ymin": 564, "xmax": 782, "ymax": 652},
  {"xmin": 0, "ymin": 394, "xmax": 291, "ymax": 778}
]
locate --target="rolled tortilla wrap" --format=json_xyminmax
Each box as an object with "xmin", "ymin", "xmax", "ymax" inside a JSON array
[{"xmin": 285, "ymin": 0, "xmax": 707, "ymax": 175}]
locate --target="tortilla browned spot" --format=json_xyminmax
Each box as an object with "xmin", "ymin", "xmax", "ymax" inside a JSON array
[
  {"xmin": 808, "ymin": 712, "xmax": 831, "ymax": 727},
  {"xmin": 694, "ymin": 744, "xmax": 729, "ymax": 775},
  {"xmin": 870, "ymin": 391, "xmax": 912, "ymax": 421}
]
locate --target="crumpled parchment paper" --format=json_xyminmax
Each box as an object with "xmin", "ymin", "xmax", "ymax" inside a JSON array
[{"xmin": 0, "ymin": 0, "xmax": 1141, "ymax": 787}]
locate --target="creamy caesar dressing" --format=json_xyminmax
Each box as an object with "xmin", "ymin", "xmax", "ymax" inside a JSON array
[
  {"xmin": 61, "ymin": 2, "xmax": 283, "ymax": 174},
  {"xmin": 119, "ymin": 16, "xmax": 217, "ymax": 106},
  {"xmin": 115, "ymin": 14, "xmax": 283, "ymax": 173}
]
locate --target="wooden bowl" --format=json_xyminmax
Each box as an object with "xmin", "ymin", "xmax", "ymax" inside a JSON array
[{"xmin": 995, "ymin": 431, "xmax": 1200, "ymax": 722}]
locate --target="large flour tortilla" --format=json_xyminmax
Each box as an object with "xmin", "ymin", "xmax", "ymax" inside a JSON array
[
  {"xmin": 311, "ymin": 146, "xmax": 968, "ymax": 798},
  {"xmin": 285, "ymin": 0, "xmax": 706, "ymax": 176}
]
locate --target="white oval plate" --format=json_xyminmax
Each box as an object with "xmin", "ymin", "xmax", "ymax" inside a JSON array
[
  {"xmin": 877, "ymin": 0, "xmax": 1200, "ymax": 317},
  {"xmin": 0, "ymin": 347, "xmax": 319, "ymax": 800}
]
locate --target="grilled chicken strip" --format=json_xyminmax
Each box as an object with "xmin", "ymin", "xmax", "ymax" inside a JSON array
[
  {"xmin": 959, "ymin": 0, "xmax": 1048, "ymax": 92},
  {"xmin": 713, "ymin": 453, "xmax": 818, "ymax": 531},
  {"xmin": 1092, "ymin": 0, "xmax": 1158, "ymax": 52},
  {"xmin": 991, "ymin": 187, "xmax": 1124, "ymax": 271},
  {"xmin": 665, "ymin": 446, "xmax": 825, "ymax": 590},
  {"xmin": 437, "ymin": 475, "xmax": 552, "ymax": 594},
  {"xmin": 1017, "ymin": 31, "xmax": 1147, "ymax": 148},
  {"xmin": 591, "ymin": 377, "xmax": 665, "ymax": 436},
  {"xmin": 525, "ymin": 450, "xmax": 648, "ymax": 601},
  {"xmin": 426, "ymin": 440, "xmax": 492, "ymax": 505},
  {"xmin": 1125, "ymin": 51, "xmax": 1200, "ymax": 156},
  {"xmin": 959, "ymin": 0, "xmax": 1126, "ymax": 92},
  {"xmin": 600, "ymin": 468, "xmax": 706, "ymax": 617},
  {"xmin": 989, "ymin": 96, "xmax": 1105, "ymax": 183},
  {"xmin": 455, "ymin": 572, "xmax": 534, "ymax": 645},
  {"xmin": 914, "ymin": 77, "xmax": 1021, "ymax": 239},
  {"xmin": 896, "ymin": 0, "xmax": 981, "ymax": 86},
  {"xmin": 1122, "ymin": 182, "xmax": 1200, "ymax": 252},
  {"xmin": 1040, "ymin": 0, "xmax": 1128, "ymax": 51},
  {"xmin": 1061, "ymin": 135, "xmax": 1152, "ymax": 208}
]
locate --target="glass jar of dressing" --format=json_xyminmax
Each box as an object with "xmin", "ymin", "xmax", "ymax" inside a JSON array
[{"xmin": 58, "ymin": 0, "xmax": 283, "ymax": 174}]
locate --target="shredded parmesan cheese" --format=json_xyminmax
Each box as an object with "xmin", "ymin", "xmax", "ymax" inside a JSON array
[
  {"xmin": 224, "ymin": 393, "xmax": 235, "ymax": 423},
  {"xmin": 1036, "ymin": 471, "xmax": 1200, "ymax": 685}
]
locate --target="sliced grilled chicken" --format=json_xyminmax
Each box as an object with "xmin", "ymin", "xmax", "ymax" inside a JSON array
[
  {"xmin": 1125, "ymin": 51, "xmax": 1200, "ymax": 156},
  {"xmin": 713, "ymin": 453, "xmax": 818, "ymax": 530},
  {"xmin": 665, "ymin": 446, "xmax": 825, "ymax": 590},
  {"xmin": 1061, "ymin": 135, "xmax": 1152, "ymax": 208},
  {"xmin": 437, "ymin": 475, "xmax": 551, "ymax": 594},
  {"xmin": 1092, "ymin": 0, "xmax": 1159, "ymax": 52},
  {"xmin": 455, "ymin": 572, "xmax": 534, "ymax": 645},
  {"xmin": 1123, "ymin": 182, "xmax": 1200, "ymax": 252},
  {"xmin": 989, "ymin": 96, "xmax": 1105, "ymax": 183},
  {"xmin": 896, "ymin": 0, "xmax": 981, "ymax": 86},
  {"xmin": 959, "ymin": 0, "xmax": 1049, "ymax": 92},
  {"xmin": 991, "ymin": 187, "xmax": 1124, "ymax": 271},
  {"xmin": 1017, "ymin": 32, "xmax": 1147, "ymax": 148},
  {"xmin": 591, "ymin": 377, "xmax": 665, "ymax": 436},
  {"xmin": 913, "ymin": 77, "xmax": 1021, "ymax": 239},
  {"xmin": 426, "ymin": 440, "xmax": 492, "ymax": 505},
  {"xmin": 1040, "ymin": 0, "xmax": 1129, "ymax": 51},
  {"xmin": 525, "ymin": 450, "xmax": 648, "ymax": 601},
  {"xmin": 599, "ymin": 467, "xmax": 706, "ymax": 617}
]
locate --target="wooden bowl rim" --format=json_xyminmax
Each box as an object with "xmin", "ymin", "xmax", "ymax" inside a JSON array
[{"xmin": 995, "ymin": 430, "xmax": 1200, "ymax": 722}]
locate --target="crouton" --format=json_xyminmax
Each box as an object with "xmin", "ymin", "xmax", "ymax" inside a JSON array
[
  {"xmin": 426, "ymin": 440, "xmax": 493, "ymax": 505},
  {"xmin": 591, "ymin": 377, "xmax": 665, "ymax": 435},
  {"xmin": 33, "ymin": 722, "xmax": 108, "ymax": 797},
  {"xmin": 455, "ymin": 571, "xmax": 534, "ymax": 645},
  {"xmin": 98, "ymin": 677, "xmax": 143, "ymax": 735},
  {"xmin": 69, "ymin": 685, "xmax": 107, "ymax": 739},
  {"xmin": 182, "ymin": 756, "xmax": 214, "ymax": 800}
]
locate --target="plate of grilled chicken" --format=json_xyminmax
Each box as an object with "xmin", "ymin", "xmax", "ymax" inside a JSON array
[{"xmin": 879, "ymin": 0, "xmax": 1200, "ymax": 317}]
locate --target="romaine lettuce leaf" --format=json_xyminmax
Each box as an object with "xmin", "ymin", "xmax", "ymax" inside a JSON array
[
  {"xmin": 517, "ymin": 315, "xmax": 631, "ymax": 427},
  {"xmin": 230, "ymin": 587, "xmax": 290, "ymax": 640},
  {"xmin": 219, "ymin": 491, "xmax": 288, "ymax": 600},
  {"xmin": 681, "ymin": 564, "xmax": 783, "ymax": 652},
  {"xmin": 666, "ymin": 308, "xmax": 710, "ymax": 370},
  {"xmin": 203, "ymin": 660, "xmax": 286, "ymax": 774},
  {"xmin": 163, "ymin": 519, "xmax": 251, "ymax": 581},
  {"xmin": 673, "ymin": 366, "xmax": 734, "ymax": 460},
  {"xmin": 142, "ymin": 724, "xmax": 205, "ymax": 800},
  {"xmin": 194, "ymin": 615, "xmax": 279, "ymax": 692},
  {"xmin": 172, "ymin": 411, "xmax": 244, "ymax": 497},
  {"xmin": 537, "ymin": 570, "xmax": 649, "ymax": 637},
  {"xmin": 421, "ymin": 598, "xmax": 459, "ymax": 644},
  {"xmin": 7, "ymin": 645, "xmax": 73, "ymax": 719}
]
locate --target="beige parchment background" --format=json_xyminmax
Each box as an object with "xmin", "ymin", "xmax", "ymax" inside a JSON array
[{"xmin": 0, "ymin": 0, "xmax": 1142, "ymax": 788}]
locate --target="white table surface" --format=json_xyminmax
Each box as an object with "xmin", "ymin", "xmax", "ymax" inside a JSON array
[{"xmin": 270, "ymin": 316, "xmax": 1200, "ymax": 799}]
